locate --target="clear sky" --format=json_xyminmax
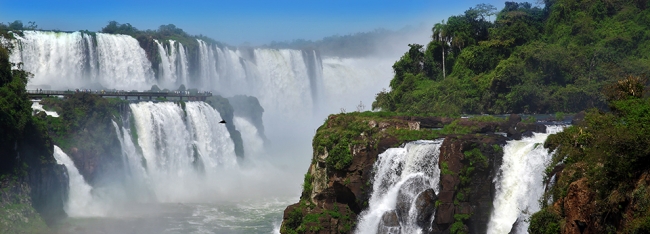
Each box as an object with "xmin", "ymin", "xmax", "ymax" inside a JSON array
[{"xmin": 0, "ymin": 0, "xmax": 529, "ymax": 46}]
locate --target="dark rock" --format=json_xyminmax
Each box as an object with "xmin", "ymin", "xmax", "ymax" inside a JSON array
[
  {"xmin": 521, "ymin": 130, "xmax": 534, "ymax": 138},
  {"xmin": 508, "ymin": 114, "xmax": 522, "ymax": 124},
  {"xmin": 414, "ymin": 189, "xmax": 437, "ymax": 229},
  {"xmin": 395, "ymin": 177, "xmax": 428, "ymax": 223},
  {"xmin": 381, "ymin": 211, "xmax": 400, "ymax": 227},
  {"xmin": 380, "ymin": 210, "xmax": 400, "ymax": 227},
  {"xmin": 572, "ymin": 111, "xmax": 586, "ymax": 125},
  {"xmin": 435, "ymin": 203, "xmax": 455, "ymax": 224}
]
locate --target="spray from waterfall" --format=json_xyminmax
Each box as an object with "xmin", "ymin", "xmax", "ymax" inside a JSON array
[
  {"xmin": 487, "ymin": 125, "xmax": 566, "ymax": 234},
  {"xmin": 53, "ymin": 145, "xmax": 107, "ymax": 217},
  {"xmin": 356, "ymin": 140, "xmax": 444, "ymax": 234}
]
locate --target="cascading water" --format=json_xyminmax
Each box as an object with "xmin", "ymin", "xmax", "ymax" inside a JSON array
[
  {"xmin": 12, "ymin": 31, "xmax": 154, "ymax": 90},
  {"xmin": 9, "ymin": 31, "xmax": 393, "ymax": 124},
  {"xmin": 155, "ymin": 39, "xmax": 178, "ymax": 86},
  {"xmin": 233, "ymin": 116, "xmax": 265, "ymax": 158},
  {"xmin": 127, "ymin": 101, "xmax": 237, "ymax": 202},
  {"xmin": 31, "ymin": 100, "xmax": 59, "ymax": 117},
  {"xmin": 52, "ymin": 145, "xmax": 106, "ymax": 217},
  {"xmin": 356, "ymin": 140, "xmax": 444, "ymax": 234},
  {"xmin": 196, "ymin": 39, "xmax": 219, "ymax": 88},
  {"xmin": 487, "ymin": 125, "xmax": 566, "ymax": 234}
]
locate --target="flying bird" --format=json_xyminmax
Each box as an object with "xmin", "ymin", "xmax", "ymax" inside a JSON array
[{"xmin": 219, "ymin": 120, "xmax": 226, "ymax": 124}]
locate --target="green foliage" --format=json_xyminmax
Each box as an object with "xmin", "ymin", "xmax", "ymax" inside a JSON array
[
  {"xmin": 301, "ymin": 172, "xmax": 313, "ymax": 200},
  {"xmin": 282, "ymin": 207, "xmax": 303, "ymax": 234},
  {"xmin": 533, "ymin": 77, "xmax": 650, "ymax": 232},
  {"xmin": 0, "ymin": 45, "xmax": 35, "ymax": 173},
  {"xmin": 373, "ymin": 0, "xmax": 650, "ymax": 116},
  {"xmin": 451, "ymin": 213, "xmax": 471, "ymax": 234},
  {"xmin": 441, "ymin": 162, "xmax": 454, "ymax": 175},
  {"xmin": 528, "ymin": 207, "xmax": 562, "ymax": 234}
]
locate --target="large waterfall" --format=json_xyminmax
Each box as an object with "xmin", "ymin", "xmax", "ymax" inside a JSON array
[
  {"xmin": 8, "ymin": 30, "xmax": 393, "ymax": 121},
  {"xmin": 117, "ymin": 101, "xmax": 238, "ymax": 202},
  {"xmin": 487, "ymin": 125, "xmax": 566, "ymax": 234},
  {"xmin": 356, "ymin": 140, "xmax": 444, "ymax": 234},
  {"xmin": 13, "ymin": 31, "xmax": 154, "ymax": 90}
]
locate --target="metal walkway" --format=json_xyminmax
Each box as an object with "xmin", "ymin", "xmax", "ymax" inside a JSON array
[{"xmin": 27, "ymin": 89, "xmax": 212, "ymax": 101}]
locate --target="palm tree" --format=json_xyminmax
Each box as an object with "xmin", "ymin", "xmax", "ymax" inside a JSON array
[{"xmin": 432, "ymin": 21, "xmax": 449, "ymax": 79}]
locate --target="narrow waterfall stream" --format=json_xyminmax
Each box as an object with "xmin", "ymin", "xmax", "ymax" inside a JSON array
[
  {"xmin": 487, "ymin": 125, "xmax": 566, "ymax": 234},
  {"xmin": 356, "ymin": 140, "xmax": 444, "ymax": 234}
]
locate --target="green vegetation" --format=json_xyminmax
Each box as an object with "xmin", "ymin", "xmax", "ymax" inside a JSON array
[
  {"xmin": 301, "ymin": 172, "xmax": 313, "ymax": 199},
  {"xmin": 373, "ymin": 0, "xmax": 650, "ymax": 116},
  {"xmin": 451, "ymin": 213, "xmax": 471, "ymax": 234},
  {"xmin": 528, "ymin": 207, "xmax": 562, "ymax": 234},
  {"xmin": 281, "ymin": 201, "xmax": 354, "ymax": 234},
  {"xmin": 531, "ymin": 76, "xmax": 650, "ymax": 232}
]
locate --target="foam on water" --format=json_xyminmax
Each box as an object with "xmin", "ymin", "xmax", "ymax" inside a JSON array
[
  {"xmin": 487, "ymin": 125, "xmax": 566, "ymax": 234},
  {"xmin": 356, "ymin": 140, "xmax": 444, "ymax": 234}
]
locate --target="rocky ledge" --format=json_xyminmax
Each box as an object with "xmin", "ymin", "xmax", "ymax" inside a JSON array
[{"xmin": 280, "ymin": 113, "xmax": 545, "ymax": 233}]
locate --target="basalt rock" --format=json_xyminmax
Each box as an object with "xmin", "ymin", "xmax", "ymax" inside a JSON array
[
  {"xmin": 436, "ymin": 134, "xmax": 507, "ymax": 233},
  {"xmin": 281, "ymin": 114, "xmax": 545, "ymax": 234}
]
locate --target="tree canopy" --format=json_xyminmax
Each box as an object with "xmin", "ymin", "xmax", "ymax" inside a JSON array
[{"xmin": 373, "ymin": 0, "xmax": 650, "ymax": 115}]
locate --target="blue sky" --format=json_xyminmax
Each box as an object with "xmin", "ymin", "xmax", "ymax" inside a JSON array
[{"xmin": 0, "ymin": 0, "xmax": 531, "ymax": 45}]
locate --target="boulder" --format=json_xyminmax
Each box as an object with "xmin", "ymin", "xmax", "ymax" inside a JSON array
[
  {"xmin": 414, "ymin": 188, "xmax": 437, "ymax": 229},
  {"xmin": 377, "ymin": 211, "xmax": 401, "ymax": 234}
]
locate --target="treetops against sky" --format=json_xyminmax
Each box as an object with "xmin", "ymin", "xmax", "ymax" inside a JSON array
[{"xmin": 0, "ymin": 0, "xmax": 535, "ymax": 46}]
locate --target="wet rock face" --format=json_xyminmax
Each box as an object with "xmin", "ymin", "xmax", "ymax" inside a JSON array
[
  {"xmin": 563, "ymin": 178, "xmax": 595, "ymax": 234},
  {"xmin": 377, "ymin": 210, "xmax": 401, "ymax": 234},
  {"xmin": 281, "ymin": 115, "xmax": 549, "ymax": 234},
  {"xmin": 436, "ymin": 134, "xmax": 507, "ymax": 233},
  {"xmin": 414, "ymin": 188, "xmax": 437, "ymax": 229}
]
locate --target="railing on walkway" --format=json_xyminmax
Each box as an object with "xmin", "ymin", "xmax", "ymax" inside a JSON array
[{"xmin": 27, "ymin": 89, "xmax": 212, "ymax": 101}]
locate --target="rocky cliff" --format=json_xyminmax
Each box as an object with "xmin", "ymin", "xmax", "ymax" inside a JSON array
[{"xmin": 280, "ymin": 113, "xmax": 543, "ymax": 233}]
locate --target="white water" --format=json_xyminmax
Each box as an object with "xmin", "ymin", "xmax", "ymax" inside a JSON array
[
  {"xmin": 233, "ymin": 117, "xmax": 265, "ymax": 158},
  {"xmin": 9, "ymin": 32, "xmax": 394, "ymax": 124},
  {"xmin": 52, "ymin": 145, "xmax": 106, "ymax": 217},
  {"xmin": 11, "ymin": 31, "xmax": 154, "ymax": 90},
  {"xmin": 30, "ymin": 100, "xmax": 59, "ymax": 117},
  {"xmin": 128, "ymin": 101, "xmax": 237, "ymax": 202},
  {"xmin": 356, "ymin": 140, "xmax": 444, "ymax": 234},
  {"xmin": 155, "ymin": 39, "xmax": 178, "ymax": 87},
  {"xmin": 487, "ymin": 125, "xmax": 566, "ymax": 234},
  {"xmin": 322, "ymin": 56, "xmax": 393, "ymax": 114}
]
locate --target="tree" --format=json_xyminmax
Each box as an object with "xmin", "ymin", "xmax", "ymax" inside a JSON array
[{"xmin": 432, "ymin": 22, "xmax": 450, "ymax": 79}]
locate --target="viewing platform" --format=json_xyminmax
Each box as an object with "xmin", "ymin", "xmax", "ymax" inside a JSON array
[{"xmin": 27, "ymin": 89, "xmax": 212, "ymax": 101}]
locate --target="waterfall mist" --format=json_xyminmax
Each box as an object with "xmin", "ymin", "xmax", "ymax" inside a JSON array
[{"xmin": 15, "ymin": 26, "xmax": 432, "ymax": 232}]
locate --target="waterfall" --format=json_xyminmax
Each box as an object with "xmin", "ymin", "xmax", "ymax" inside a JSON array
[
  {"xmin": 53, "ymin": 145, "xmax": 106, "ymax": 217},
  {"xmin": 177, "ymin": 42, "xmax": 190, "ymax": 86},
  {"xmin": 196, "ymin": 39, "xmax": 219, "ymax": 88},
  {"xmin": 487, "ymin": 125, "xmax": 566, "ymax": 234},
  {"xmin": 233, "ymin": 116, "xmax": 265, "ymax": 158},
  {"xmin": 127, "ymin": 101, "xmax": 237, "ymax": 202},
  {"xmin": 9, "ymin": 30, "xmax": 392, "ymax": 121},
  {"xmin": 155, "ymin": 39, "xmax": 178, "ymax": 87},
  {"xmin": 356, "ymin": 140, "xmax": 444, "ymax": 234},
  {"xmin": 95, "ymin": 33, "xmax": 154, "ymax": 89},
  {"xmin": 31, "ymin": 100, "xmax": 59, "ymax": 117},
  {"xmin": 12, "ymin": 31, "xmax": 154, "ymax": 90},
  {"xmin": 13, "ymin": 31, "xmax": 90, "ymax": 89},
  {"xmin": 253, "ymin": 49, "xmax": 313, "ymax": 117}
]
